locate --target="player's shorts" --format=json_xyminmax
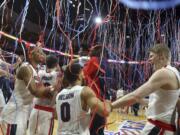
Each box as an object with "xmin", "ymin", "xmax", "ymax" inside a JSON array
[
  {"xmin": 27, "ymin": 104, "xmax": 54, "ymax": 135},
  {"xmin": 141, "ymin": 119, "xmax": 176, "ymax": 135}
]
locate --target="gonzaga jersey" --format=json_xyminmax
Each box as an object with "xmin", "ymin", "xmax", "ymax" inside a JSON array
[
  {"xmin": 56, "ymin": 85, "xmax": 90, "ymax": 135},
  {"xmin": 38, "ymin": 68, "xmax": 58, "ymax": 86},
  {"xmin": 146, "ymin": 65, "xmax": 180, "ymax": 124},
  {"xmin": 33, "ymin": 68, "xmax": 59, "ymax": 106}
]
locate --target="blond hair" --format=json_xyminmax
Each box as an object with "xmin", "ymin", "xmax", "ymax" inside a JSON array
[{"xmin": 149, "ymin": 44, "xmax": 171, "ymax": 60}]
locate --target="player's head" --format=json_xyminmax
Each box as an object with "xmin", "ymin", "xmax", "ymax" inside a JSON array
[
  {"xmin": 149, "ymin": 44, "xmax": 171, "ymax": 69},
  {"xmin": 63, "ymin": 62, "xmax": 84, "ymax": 87},
  {"xmin": 89, "ymin": 45, "xmax": 102, "ymax": 57},
  {"xmin": 89, "ymin": 44, "xmax": 109, "ymax": 58},
  {"xmin": 29, "ymin": 46, "xmax": 46, "ymax": 64},
  {"xmin": 78, "ymin": 43, "xmax": 89, "ymax": 56},
  {"xmin": 46, "ymin": 54, "xmax": 58, "ymax": 69}
]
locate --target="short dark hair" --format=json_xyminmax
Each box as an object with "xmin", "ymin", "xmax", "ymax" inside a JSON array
[
  {"xmin": 79, "ymin": 43, "xmax": 89, "ymax": 56},
  {"xmin": 81, "ymin": 43, "xmax": 89, "ymax": 52},
  {"xmin": 149, "ymin": 44, "xmax": 171, "ymax": 59},
  {"xmin": 89, "ymin": 45, "xmax": 103, "ymax": 57},
  {"xmin": 63, "ymin": 63, "xmax": 82, "ymax": 85},
  {"xmin": 46, "ymin": 54, "xmax": 58, "ymax": 69}
]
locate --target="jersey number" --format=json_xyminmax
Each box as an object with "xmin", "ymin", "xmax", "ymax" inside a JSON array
[
  {"xmin": 44, "ymin": 82, "xmax": 51, "ymax": 87},
  {"xmin": 61, "ymin": 102, "xmax": 70, "ymax": 122}
]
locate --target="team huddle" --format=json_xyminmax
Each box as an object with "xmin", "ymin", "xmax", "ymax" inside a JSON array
[{"xmin": 0, "ymin": 43, "xmax": 180, "ymax": 135}]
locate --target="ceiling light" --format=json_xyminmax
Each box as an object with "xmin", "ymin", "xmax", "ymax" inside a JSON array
[{"xmin": 94, "ymin": 16, "xmax": 102, "ymax": 24}]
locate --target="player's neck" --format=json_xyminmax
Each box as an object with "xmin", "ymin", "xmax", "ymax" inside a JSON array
[
  {"xmin": 154, "ymin": 62, "xmax": 170, "ymax": 71},
  {"xmin": 67, "ymin": 80, "xmax": 82, "ymax": 89}
]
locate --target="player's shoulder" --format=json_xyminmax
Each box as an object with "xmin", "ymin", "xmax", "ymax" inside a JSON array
[
  {"xmin": 154, "ymin": 67, "xmax": 170, "ymax": 76},
  {"xmin": 18, "ymin": 62, "xmax": 32, "ymax": 72},
  {"xmin": 158, "ymin": 66, "xmax": 177, "ymax": 77},
  {"xmin": 16, "ymin": 63, "xmax": 32, "ymax": 79},
  {"xmin": 81, "ymin": 86, "xmax": 96, "ymax": 98},
  {"xmin": 150, "ymin": 67, "xmax": 176, "ymax": 82}
]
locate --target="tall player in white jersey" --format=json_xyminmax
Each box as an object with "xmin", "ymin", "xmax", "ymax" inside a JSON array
[
  {"xmin": 56, "ymin": 62, "xmax": 112, "ymax": 135},
  {"xmin": 112, "ymin": 44, "xmax": 180, "ymax": 135},
  {"xmin": 0, "ymin": 53, "xmax": 22, "ymax": 114},
  {"xmin": 0, "ymin": 46, "xmax": 55, "ymax": 135},
  {"xmin": 28, "ymin": 54, "xmax": 62, "ymax": 135}
]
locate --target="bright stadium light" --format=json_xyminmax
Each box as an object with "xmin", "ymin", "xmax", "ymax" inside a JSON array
[{"xmin": 94, "ymin": 16, "xmax": 102, "ymax": 24}]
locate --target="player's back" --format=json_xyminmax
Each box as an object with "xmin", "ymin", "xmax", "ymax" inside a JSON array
[
  {"xmin": 56, "ymin": 85, "xmax": 90, "ymax": 135},
  {"xmin": 8, "ymin": 62, "xmax": 37, "ymax": 106},
  {"xmin": 1, "ymin": 62, "xmax": 37, "ymax": 123}
]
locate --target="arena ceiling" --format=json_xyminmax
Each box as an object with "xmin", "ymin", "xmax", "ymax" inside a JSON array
[
  {"xmin": 1, "ymin": 0, "xmax": 180, "ymax": 40},
  {"xmin": 0, "ymin": 0, "xmax": 180, "ymax": 52},
  {"xmin": 0, "ymin": 0, "xmax": 179, "ymax": 89}
]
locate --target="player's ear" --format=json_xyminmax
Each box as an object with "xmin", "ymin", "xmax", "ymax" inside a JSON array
[
  {"xmin": 28, "ymin": 51, "xmax": 32, "ymax": 59},
  {"xmin": 77, "ymin": 72, "xmax": 81, "ymax": 80},
  {"xmin": 158, "ymin": 53, "xmax": 166, "ymax": 63},
  {"xmin": 78, "ymin": 71, "xmax": 83, "ymax": 80}
]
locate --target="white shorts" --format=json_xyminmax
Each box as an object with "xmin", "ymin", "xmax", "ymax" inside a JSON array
[
  {"xmin": 141, "ymin": 122, "xmax": 176, "ymax": 135},
  {"xmin": 27, "ymin": 105, "xmax": 54, "ymax": 135},
  {"xmin": 0, "ymin": 103, "xmax": 31, "ymax": 135},
  {"xmin": 0, "ymin": 120, "xmax": 27, "ymax": 135}
]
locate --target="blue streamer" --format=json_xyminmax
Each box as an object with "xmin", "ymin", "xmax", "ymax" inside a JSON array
[{"xmin": 119, "ymin": 0, "xmax": 180, "ymax": 10}]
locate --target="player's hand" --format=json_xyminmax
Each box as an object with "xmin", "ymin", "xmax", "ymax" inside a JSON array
[
  {"xmin": 44, "ymin": 85, "xmax": 56, "ymax": 99},
  {"xmin": 53, "ymin": 76, "xmax": 62, "ymax": 92},
  {"xmin": 36, "ymin": 41, "xmax": 42, "ymax": 47},
  {"xmin": 49, "ymin": 85, "xmax": 55, "ymax": 92}
]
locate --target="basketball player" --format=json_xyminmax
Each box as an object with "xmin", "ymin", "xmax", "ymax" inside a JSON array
[
  {"xmin": 56, "ymin": 62, "xmax": 112, "ymax": 135},
  {"xmin": 112, "ymin": 44, "xmax": 180, "ymax": 135},
  {"xmin": 0, "ymin": 47, "xmax": 55, "ymax": 135},
  {"xmin": 0, "ymin": 54, "xmax": 22, "ymax": 114},
  {"xmin": 28, "ymin": 54, "xmax": 62, "ymax": 135}
]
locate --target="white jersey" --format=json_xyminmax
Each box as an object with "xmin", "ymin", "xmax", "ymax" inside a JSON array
[
  {"xmin": 78, "ymin": 56, "xmax": 89, "ymax": 67},
  {"xmin": 33, "ymin": 68, "xmax": 59, "ymax": 106},
  {"xmin": 146, "ymin": 65, "xmax": 180, "ymax": 124},
  {"xmin": 27, "ymin": 67, "xmax": 59, "ymax": 135},
  {"xmin": 0, "ymin": 62, "xmax": 38, "ymax": 123},
  {"xmin": 56, "ymin": 85, "xmax": 90, "ymax": 135}
]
